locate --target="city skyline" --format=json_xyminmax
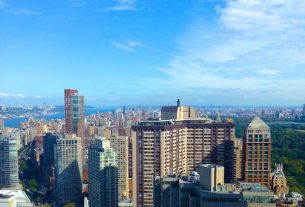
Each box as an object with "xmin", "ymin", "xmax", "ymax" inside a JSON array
[{"xmin": 1, "ymin": 0, "xmax": 305, "ymax": 106}]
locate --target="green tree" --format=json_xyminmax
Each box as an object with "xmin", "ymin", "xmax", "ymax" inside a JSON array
[
  {"xmin": 63, "ymin": 202, "xmax": 76, "ymax": 207},
  {"xmin": 28, "ymin": 179, "xmax": 37, "ymax": 192}
]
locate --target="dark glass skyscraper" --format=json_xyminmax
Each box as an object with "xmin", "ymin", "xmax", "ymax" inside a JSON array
[{"xmin": 0, "ymin": 135, "xmax": 18, "ymax": 188}]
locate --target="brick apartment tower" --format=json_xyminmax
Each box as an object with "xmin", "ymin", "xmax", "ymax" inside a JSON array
[
  {"xmin": 131, "ymin": 118, "xmax": 235, "ymax": 207},
  {"xmin": 243, "ymin": 116, "xmax": 272, "ymax": 188},
  {"xmin": 64, "ymin": 89, "xmax": 84, "ymax": 139}
]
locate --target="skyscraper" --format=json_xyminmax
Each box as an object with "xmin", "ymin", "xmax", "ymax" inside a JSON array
[
  {"xmin": 55, "ymin": 133, "xmax": 83, "ymax": 206},
  {"xmin": 88, "ymin": 138, "xmax": 118, "ymax": 207},
  {"xmin": 42, "ymin": 133, "xmax": 58, "ymax": 185},
  {"xmin": 109, "ymin": 135, "xmax": 129, "ymax": 201},
  {"xmin": 64, "ymin": 89, "xmax": 84, "ymax": 138},
  {"xmin": 0, "ymin": 135, "xmax": 18, "ymax": 188},
  {"xmin": 243, "ymin": 116, "xmax": 272, "ymax": 188},
  {"xmin": 131, "ymin": 118, "xmax": 235, "ymax": 207},
  {"xmin": 303, "ymin": 104, "xmax": 305, "ymax": 116}
]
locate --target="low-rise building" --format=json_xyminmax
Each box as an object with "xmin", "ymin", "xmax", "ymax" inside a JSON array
[{"xmin": 0, "ymin": 189, "xmax": 33, "ymax": 207}]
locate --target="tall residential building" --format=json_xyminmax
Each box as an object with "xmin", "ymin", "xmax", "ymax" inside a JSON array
[
  {"xmin": 88, "ymin": 138, "xmax": 118, "ymax": 207},
  {"xmin": 243, "ymin": 116, "xmax": 272, "ymax": 188},
  {"xmin": 131, "ymin": 119, "xmax": 235, "ymax": 207},
  {"xmin": 109, "ymin": 136, "xmax": 129, "ymax": 201},
  {"xmin": 64, "ymin": 89, "xmax": 84, "ymax": 138},
  {"xmin": 0, "ymin": 135, "xmax": 19, "ymax": 188},
  {"xmin": 224, "ymin": 138, "xmax": 243, "ymax": 182},
  {"xmin": 199, "ymin": 164, "xmax": 224, "ymax": 192},
  {"xmin": 55, "ymin": 133, "xmax": 83, "ymax": 206},
  {"xmin": 303, "ymin": 104, "xmax": 305, "ymax": 116}
]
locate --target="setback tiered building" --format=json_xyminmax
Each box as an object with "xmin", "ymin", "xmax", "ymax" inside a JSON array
[{"xmin": 243, "ymin": 116, "xmax": 272, "ymax": 188}]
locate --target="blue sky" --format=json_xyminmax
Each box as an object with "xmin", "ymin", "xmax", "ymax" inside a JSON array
[{"xmin": 1, "ymin": 0, "xmax": 305, "ymax": 106}]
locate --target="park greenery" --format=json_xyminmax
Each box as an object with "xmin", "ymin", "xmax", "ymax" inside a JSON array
[{"xmin": 233, "ymin": 117, "xmax": 305, "ymax": 195}]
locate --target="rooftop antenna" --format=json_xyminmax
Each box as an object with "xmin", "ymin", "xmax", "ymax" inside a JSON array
[{"xmin": 177, "ymin": 98, "xmax": 180, "ymax": 107}]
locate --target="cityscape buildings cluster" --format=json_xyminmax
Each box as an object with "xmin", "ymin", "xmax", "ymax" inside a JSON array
[{"xmin": 0, "ymin": 89, "xmax": 304, "ymax": 207}]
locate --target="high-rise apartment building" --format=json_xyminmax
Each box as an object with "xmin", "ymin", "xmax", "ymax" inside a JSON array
[
  {"xmin": 55, "ymin": 133, "xmax": 83, "ymax": 206},
  {"xmin": 109, "ymin": 136, "xmax": 129, "ymax": 201},
  {"xmin": 64, "ymin": 89, "xmax": 84, "ymax": 138},
  {"xmin": 88, "ymin": 138, "xmax": 118, "ymax": 207},
  {"xmin": 0, "ymin": 135, "xmax": 19, "ymax": 188},
  {"xmin": 303, "ymin": 104, "xmax": 305, "ymax": 116},
  {"xmin": 243, "ymin": 116, "xmax": 272, "ymax": 188},
  {"xmin": 131, "ymin": 119, "xmax": 235, "ymax": 207}
]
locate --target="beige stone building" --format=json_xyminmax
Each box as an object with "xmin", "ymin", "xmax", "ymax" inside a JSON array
[
  {"xmin": 109, "ymin": 135, "xmax": 129, "ymax": 201},
  {"xmin": 132, "ymin": 119, "xmax": 235, "ymax": 207},
  {"xmin": 199, "ymin": 164, "xmax": 224, "ymax": 192},
  {"xmin": 271, "ymin": 163, "xmax": 289, "ymax": 197}
]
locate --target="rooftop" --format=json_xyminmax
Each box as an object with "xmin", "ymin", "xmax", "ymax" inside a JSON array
[{"xmin": 248, "ymin": 116, "xmax": 270, "ymax": 130}]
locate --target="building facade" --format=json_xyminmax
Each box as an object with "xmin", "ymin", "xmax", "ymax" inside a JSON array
[
  {"xmin": 64, "ymin": 89, "xmax": 84, "ymax": 138},
  {"xmin": 55, "ymin": 133, "xmax": 83, "ymax": 206},
  {"xmin": 160, "ymin": 100, "xmax": 197, "ymax": 120},
  {"xmin": 0, "ymin": 135, "xmax": 18, "ymax": 188},
  {"xmin": 131, "ymin": 119, "xmax": 235, "ymax": 207},
  {"xmin": 154, "ymin": 169, "xmax": 276, "ymax": 207},
  {"xmin": 42, "ymin": 133, "xmax": 59, "ymax": 188},
  {"xmin": 271, "ymin": 163, "xmax": 289, "ymax": 197},
  {"xmin": 109, "ymin": 136, "xmax": 129, "ymax": 201},
  {"xmin": 199, "ymin": 164, "xmax": 224, "ymax": 192},
  {"xmin": 88, "ymin": 138, "xmax": 118, "ymax": 207},
  {"xmin": 225, "ymin": 138, "xmax": 243, "ymax": 182},
  {"xmin": 243, "ymin": 116, "xmax": 272, "ymax": 188}
]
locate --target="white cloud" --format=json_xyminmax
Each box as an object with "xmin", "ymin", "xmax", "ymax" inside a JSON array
[
  {"xmin": 257, "ymin": 69, "xmax": 281, "ymax": 76},
  {"xmin": 112, "ymin": 42, "xmax": 136, "ymax": 53},
  {"xmin": 6, "ymin": 8, "xmax": 42, "ymax": 15},
  {"xmin": 112, "ymin": 40, "xmax": 149, "ymax": 53},
  {"xmin": 101, "ymin": 0, "xmax": 136, "ymax": 12},
  {"xmin": 0, "ymin": 92, "xmax": 26, "ymax": 98},
  {"xmin": 154, "ymin": 0, "xmax": 305, "ymax": 104}
]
